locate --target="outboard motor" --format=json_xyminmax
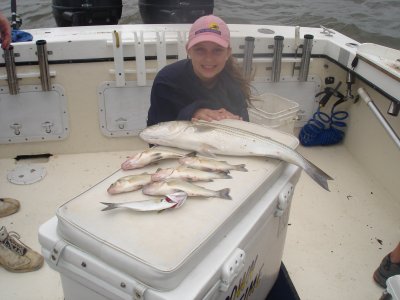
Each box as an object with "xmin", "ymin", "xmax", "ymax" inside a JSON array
[
  {"xmin": 139, "ymin": 0, "xmax": 214, "ymax": 24},
  {"xmin": 52, "ymin": 0, "xmax": 122, "ymax": 27}
]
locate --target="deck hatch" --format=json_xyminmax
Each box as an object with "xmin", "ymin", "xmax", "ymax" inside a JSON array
[
  {"xmin": 0, "ymin": 84, "xmax": 69, "ymax": 144},
  {"xmin": 98, "ymin": 81, "xmax": 151, "ymax": 137}
]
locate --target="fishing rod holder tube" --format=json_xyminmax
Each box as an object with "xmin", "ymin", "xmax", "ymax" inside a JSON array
[
  {"xmin": 345, "ymin": 70, "xmax": 356, "ymax": 100},
  {"xmin": 298, "ymin": 34, "xmax": 314, "ymax": 82},
  {"xmin": 242, "ymin": 36, "xmax": 255, "ymax": 81},
  {"xmin": 3, "ymin": 46, "xmax": 19, "ymax": 95},
  {"xmin": 358, "ymin": 88, "xmax": 400, "ymax": 150},
  {"xmin": 36, "ymin": 40, "xmax": 51, "ymax": 91},
  {"xmin": 271, "ymin": 35, "xmax": 284, "ymax": 82},
  {"xmin": 387, "ymin": 101, "xmax": 400, "ymax": 117}
]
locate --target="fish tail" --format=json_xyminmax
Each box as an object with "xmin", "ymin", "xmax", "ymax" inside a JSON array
[
  {"xmin": 303, "ymin": 159, "xmax": 333, "ymax": 191},
  {"xmin": 234, "ymin": 164, "xmax": 248, "ymax": 172},
  {"xmin": 217, "ymin": 188, "xmax": 232, "ymax": 200},
  {"xmin": 100, "ymin": 202, "xmax": 118, "ymax": 211}
]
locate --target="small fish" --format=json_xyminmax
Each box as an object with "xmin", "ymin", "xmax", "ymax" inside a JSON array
[
  {"xmin": 121, "ymin": 147, "xmax": 195, "ymax": 170},
  {"xmin": 140, "ymin": 120, "xmax": 333, "ymax": 191},
  {"xmin": 142, "ymin": 179, "xmax": 231, "ymax": 200},
  {"xmin": 101, "ymin": 191, "xmax": 188, "ymax": 212},
  {"xmin": 107, "ymin": 173, "xmax": 152, "ymax": 194},
  {"xmin": 151, "ymin": 166, "xmax": 232, "ymax": 182},
  {"xmin": 179, "ymin": 156, "xmax": 247, "ymax": 173}
]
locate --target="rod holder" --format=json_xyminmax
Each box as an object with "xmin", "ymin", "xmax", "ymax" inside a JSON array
[
  {"xmin": 36, "ymin": 40, "xmax": 51, "ymax": 91},
  {"xmin": 345, "ymin": 70, "xmax": 356, "ymax": 100},
  {"xmin": 3, "ymin": 46, "xmax": 19, "ymax": 95},
  {"xmin": 298, "ymin": 34, "xmax": 314, "ymax": 82},
  {"xmin": 271, "ymin": 36, "xmax": 284, "ymax": 82},
  {"xmin": 242, "ymin": 36, "xmax": 255, "ymax": 81}
]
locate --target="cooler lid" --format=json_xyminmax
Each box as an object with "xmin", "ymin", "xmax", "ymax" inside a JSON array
[{"xmin": 56, "ymin": 120, "xmax": 299, "ymax": 290}]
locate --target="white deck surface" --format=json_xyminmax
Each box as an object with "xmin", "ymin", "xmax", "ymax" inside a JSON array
[{"xmin": 0, "ymin": 145, "xmax": 398, "ymax": 300}]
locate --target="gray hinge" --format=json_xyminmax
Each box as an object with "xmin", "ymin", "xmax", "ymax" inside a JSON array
[
  {"xmin": 275, "ymin": 183, "xmax": 294, "ymax": 217},
  {"xmin": 220, "ymin": 248, "xmax": 246, "ymax": 292},
  {"xmin": 49, "ymin": 240, "xmax": 68, "ymax": 265}
]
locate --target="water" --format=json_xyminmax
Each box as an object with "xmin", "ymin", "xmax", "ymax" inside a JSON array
[{"xmin": 0, "ymin": 0, "xmax": 399, "ymax": 50}]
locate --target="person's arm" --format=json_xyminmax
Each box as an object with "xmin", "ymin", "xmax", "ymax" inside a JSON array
[
  {"xmin": 0, "ymin": 13, "xmax": 11, "ymax": 50},
  {"xmin": 191, "ymin": 108, "xmax": 242, "ymax": 122}
]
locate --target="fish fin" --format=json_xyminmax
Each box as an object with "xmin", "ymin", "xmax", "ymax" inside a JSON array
[
  {"xmin": 220, "ymin": 169, "xmax": 231, "ymax": 174},
  {"xmin": 303, "ymin": 159, "xmax": 334, "ymax": 191},
  {"xmin": 100, "ymin": 202, "xmax": 118, "ymax": 211},
  {"xmin": 234, "ymin": 164, "xmax": 248, "ymax": 172},
  {"xmin": 198, "ymin": 144, "xmax": 219, "ymax": 158},
  {"xmin": 185, "ymin": 151, "xmax": 197, "ymax": 157},
  {"xmin": 217, "ymin": 188, "xmax": 232, "ymax": 200}
]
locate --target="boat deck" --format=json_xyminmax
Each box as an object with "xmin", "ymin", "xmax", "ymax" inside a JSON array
[{"xmin": 0, "ymin": 144, "xmax": 398, "ymax": 300}]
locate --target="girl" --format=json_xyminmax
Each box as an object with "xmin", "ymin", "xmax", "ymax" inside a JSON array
[{"xmin": 147, "ymin": 15, "xmax": 251, "ymax": 126}]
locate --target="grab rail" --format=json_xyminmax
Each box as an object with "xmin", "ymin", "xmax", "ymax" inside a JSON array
[{"xmin": 358, "ymin": 88, "xmax": 400, "ymax": 150}]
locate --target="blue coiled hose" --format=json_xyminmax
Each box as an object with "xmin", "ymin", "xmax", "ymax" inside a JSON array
[{"xmin": 299, "ymin": 100, "xmax": 349, "ymax": 146}]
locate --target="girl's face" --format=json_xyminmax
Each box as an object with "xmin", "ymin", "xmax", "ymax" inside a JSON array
[{"xmin": 188, "ymin": 41, "xmax": 231, "ymax": 84}]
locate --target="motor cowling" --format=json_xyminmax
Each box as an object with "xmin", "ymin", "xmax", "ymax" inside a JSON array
[
  {"xmin": 52, "ymin": 0, "xmax": 122, "ymax": 27},
  {"xmin": 139, "ymin": 0, "xmax": 214, "ymax": 24}
]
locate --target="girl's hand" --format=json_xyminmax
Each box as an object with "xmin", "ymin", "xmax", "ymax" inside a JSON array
[{"xmin": 192, "ymin": 108, "xmax": 242, "ymax": 122}]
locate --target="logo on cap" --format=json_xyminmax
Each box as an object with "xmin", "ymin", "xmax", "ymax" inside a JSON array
[{"xmin": 195, "ymin": 22, "xmax": 222, "ymax": 36}]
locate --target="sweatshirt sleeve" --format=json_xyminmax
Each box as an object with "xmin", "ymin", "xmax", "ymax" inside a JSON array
[{"xmin": 176, "ymin": 100, "xmax": 220, "ymax": 120}]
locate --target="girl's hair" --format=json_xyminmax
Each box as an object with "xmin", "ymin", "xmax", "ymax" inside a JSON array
[{"xmin": 224, "ymin": 56, "xmax": 252, "ymax": 104}]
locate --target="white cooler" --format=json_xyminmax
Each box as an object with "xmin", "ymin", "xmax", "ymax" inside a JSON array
[{"xmin": 39, "ymin": 125, "xmax": 301, "ymax": 300}]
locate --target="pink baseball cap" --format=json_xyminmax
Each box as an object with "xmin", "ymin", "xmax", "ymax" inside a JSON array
[{"xmin": 186, "ymin": 15, "xmax": 230, "ymax": 50}]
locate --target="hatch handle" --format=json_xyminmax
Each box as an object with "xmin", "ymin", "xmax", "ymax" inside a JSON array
[{"xmin": 220, "ymin": 248, "xmax": 246, "ymax": 292}]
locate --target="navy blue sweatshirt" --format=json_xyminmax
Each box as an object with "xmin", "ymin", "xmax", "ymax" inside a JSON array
[{"xmin": 147, "ymin": 59, "xmax": 249, "ymax": 126}]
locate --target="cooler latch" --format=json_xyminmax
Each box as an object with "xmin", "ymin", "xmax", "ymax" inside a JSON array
[
  {"xmin": 220, "ymin": 248, "xmax": 246, "ymax": 292},
  {"xmin": 275, "ymin": 183, "xmax": 294, "ymax": 217},
  {"xmin": 49, "ymin": 240, "xmax": 68, "ymax": 266}
]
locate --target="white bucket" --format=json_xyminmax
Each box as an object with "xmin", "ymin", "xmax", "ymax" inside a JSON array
[{"xmin": 248, "ymin": 93, "xmax": 300, "ymax": 133}]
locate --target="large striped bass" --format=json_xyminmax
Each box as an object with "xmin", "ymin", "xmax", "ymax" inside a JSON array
[{"xmin": 139, "ymin": 120, "xmax": 333, "ymax": 191}]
